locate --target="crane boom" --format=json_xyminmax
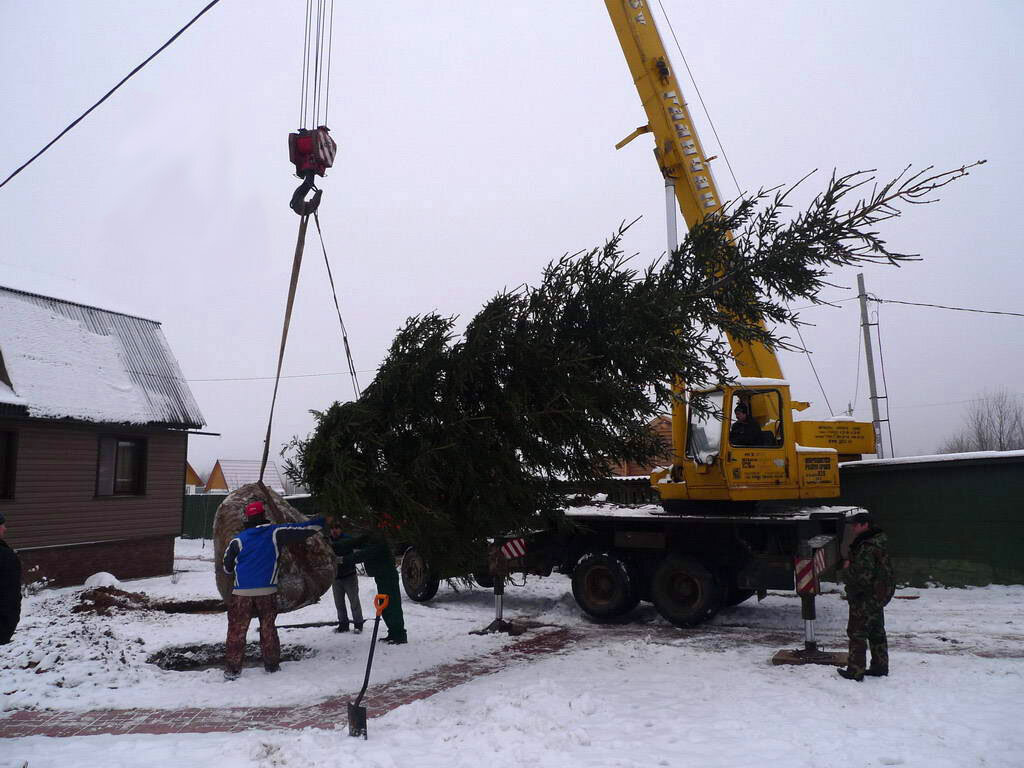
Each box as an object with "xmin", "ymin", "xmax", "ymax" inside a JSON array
[
  {"xmin": 603, "ymin": 1, "xmax": 875, "ymax": 505},
  {"xmin": 604, "ymin": 0, "xmax": 783, "ymax": 381}
]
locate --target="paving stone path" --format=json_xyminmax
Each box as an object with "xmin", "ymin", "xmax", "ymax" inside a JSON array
[{"xmin": 0, "ymin": 627, "xmax": 580, "ymax": 739}]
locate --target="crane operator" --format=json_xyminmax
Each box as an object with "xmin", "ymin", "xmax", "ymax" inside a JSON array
[{"xmin": 730, "ymin": 403, "xmax": 763, "ymax": 446}]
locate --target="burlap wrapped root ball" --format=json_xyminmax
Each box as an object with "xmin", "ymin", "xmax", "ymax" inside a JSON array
[{"xmin": 213, "ymin": 483, "xmax": 335, "ymax": 612}]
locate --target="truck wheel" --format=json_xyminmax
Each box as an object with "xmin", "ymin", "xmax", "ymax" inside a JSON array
[
  {"xmin": 473, "ymin": 571, "xmax": 495, "ymax": 589},
  {"xmin": 572, "ymin": 552, "xmax": 640, "ymax": 621},
  {"xmin": 401, "ymin": 547, "xmax": 440, "ymax": 602},
  {"xmin": 651, "ymin": 555, "xmax": 717, "ymax": 627}
]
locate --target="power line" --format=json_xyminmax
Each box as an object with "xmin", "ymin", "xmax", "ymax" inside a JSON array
[
  {"xmin": 0, "ymin": 0, "xmax": 224, "ymax": 190},
  {"xmin": 873, "ymin": 297, "xmax": 1024, "ymax": 318},
  {"xmin": 806, "ymin": 391, "xmax": 1024, "ymax": 418},
  {"xmin": 189, "ymin": 369, "xmax": 377, "ymax": 383},
  {"xmin": 873, "ymin": 306, "xmax": 896, "ymax": 457}
]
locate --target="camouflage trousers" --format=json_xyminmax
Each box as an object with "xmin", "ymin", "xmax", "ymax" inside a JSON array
[
  {"xmin": 847, "ymin": 600, "xmax": 888, "ymax": 674},
  {"xmin": 225, "ymin": 593, "xmax": 280, "ymax": 673}
]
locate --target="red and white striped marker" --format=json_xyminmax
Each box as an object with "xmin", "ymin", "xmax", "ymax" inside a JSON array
[
  {"xmin": 500, "ymin": 538, "xmax": 527, "ymax": 560},
  {"xmin": 795, "ymin": 548, "xmax": 828, "ymax": 594},
  {"xmin": 795, "ymin": 557, "xmax": 817, "ymax": 594},
  {"xmin": 813, "ymin": 547, "xmax": 826, "ymax": 577}
]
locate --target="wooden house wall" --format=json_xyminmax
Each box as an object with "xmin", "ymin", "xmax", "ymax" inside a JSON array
[{"xmin": 1, "ymin": 417, "xmax": 186, "ymax": 584}]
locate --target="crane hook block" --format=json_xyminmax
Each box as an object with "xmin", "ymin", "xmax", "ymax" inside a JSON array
[
  {"xmin": 289, "ymin": 126, "xmax": 337, "ymax": 177},
  {"xmin": 288, "ymin": 126, "xmax": 336, "ymax": 215}
]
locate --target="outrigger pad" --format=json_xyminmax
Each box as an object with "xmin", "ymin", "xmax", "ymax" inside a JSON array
[{"xmin": 772, "ymin": 648, "xmax": 848, "ymax": 666}]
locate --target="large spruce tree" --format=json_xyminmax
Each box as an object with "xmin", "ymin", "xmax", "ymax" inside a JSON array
[{"xmin": 286, "ymin": 165, "xmax": 979, "ymax": 575}]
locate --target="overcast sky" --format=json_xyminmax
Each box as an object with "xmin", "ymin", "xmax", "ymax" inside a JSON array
[{"xmin": 3, "ymin": 0, "xmax": 1022, "ymax": 476}]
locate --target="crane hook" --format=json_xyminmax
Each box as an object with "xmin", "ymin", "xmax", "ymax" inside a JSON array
[{"xmin": 289, "ymin": 171, "xmax": 323, "ymax": 216}]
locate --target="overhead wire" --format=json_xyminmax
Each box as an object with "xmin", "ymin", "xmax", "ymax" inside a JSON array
[
  {"xmin": 850, "ymin": 323, "xmax": 863, "ymax": 415},
  {"xmin": 324, "ymin": 0, "xmax": 334, "ymax": 126},
  {"xmin": 312, "ymin": 0, "xmax": 323, "ymax": 127},
  {"xmin": 300, "ymin": 0, "xmax": 312, "ymax": 128},
  {"xmin": 873, "ymin": 306, "xmax": 896, "ymax": 457},
  {"xmin": 0, "ymin": 0, "xmax": 224, "ymax": 190},
  {"xmin": 873, "ymin": 297, "xmax": 1024, "ymax": 318}
]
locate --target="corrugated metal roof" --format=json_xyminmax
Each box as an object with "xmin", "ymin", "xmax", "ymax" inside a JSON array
[
  {"xmin": 0, "ymin": 285, "xmax": 205, "ymax": 428},
  {"xmin": 212, "ymin": 459, "xmax": 287, "ymax": 494}
]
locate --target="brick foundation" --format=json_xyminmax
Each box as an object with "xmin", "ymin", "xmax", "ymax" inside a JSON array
[{"xmin": 17, "ymin": 535, "xmax": 175, "ymax": 589}]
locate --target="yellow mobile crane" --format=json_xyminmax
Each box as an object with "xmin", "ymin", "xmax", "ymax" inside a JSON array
[{"xmin": 605, "ymin": 0, "xmax": 875, "ymax": 512}]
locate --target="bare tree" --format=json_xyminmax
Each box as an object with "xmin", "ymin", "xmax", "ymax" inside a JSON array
[{"xmin": 937, "ymin": 391, "xmax": 1024, "ymax": 453}]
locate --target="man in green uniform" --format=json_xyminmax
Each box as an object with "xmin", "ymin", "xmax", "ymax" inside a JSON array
[
  {"xmin": 335, "ymin": 526, "xmax": 407, "ymax": 644},
  {"xmin": 838, "ymin": 511, "xmax": 896, "ymax": 681}
]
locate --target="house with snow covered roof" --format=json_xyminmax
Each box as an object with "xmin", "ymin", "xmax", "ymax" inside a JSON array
[
  {"xmin": 0, "ymin": 285, "xmax": 205, "ymax": 587},
  {"xmin": 204, "ymin": 459, "xmax": 287, "ymax": 496}
]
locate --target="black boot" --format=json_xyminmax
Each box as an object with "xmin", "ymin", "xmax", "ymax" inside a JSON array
[
  {"xmin": 379, "ymin": 634, "xmax": 408, "ymax": 645},
  {"xmin": 837, "ymin": 667, "xmax": 864, "ymax": 682},
  {"xmin": 865, "ymin": 666, "xmax": 889, "ymax": 677},
  {"xmin": 335, "ymin": 622, "xmax": 350, "ymax": 633}
]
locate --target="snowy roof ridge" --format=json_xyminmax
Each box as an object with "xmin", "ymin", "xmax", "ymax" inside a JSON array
[
  {"xmin": 0, "ymin": 286, "xmax": 205, "ymax": 428},
  {"xmin": 0, "ymin": 283, "xmax": 161, "ymax": 325}
]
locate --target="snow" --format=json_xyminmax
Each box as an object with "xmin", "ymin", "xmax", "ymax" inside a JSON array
[
  {"xmin": 734, "ymin": 376, "xmax": 790, "ymax": 387},
  {"xmin": 83, "ymin": 572, "xmax": 122, "ymax": 589},
  {"xmin": 0, "ymin": 294, "xmax": 153, "ymax": 424},
  {"xmin": 0, "ymin": 379, "xmax": 25, "ymax": 405},
  {"xmin": 3, "ymin": 538, "xmax": 1022, "ymax": 767},
  {"xmin": 795, "ymin": 443, "xmax": 838, "ymax": 453},
  {"xmin": 842, "ymin": 449, "xmax": 1024, "ymax": 467},
  {"xmin": 565, "ymin": 502, "xmax": 865, "ymax": 521}
]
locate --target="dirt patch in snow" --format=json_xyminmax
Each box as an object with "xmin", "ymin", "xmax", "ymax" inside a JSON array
[
  {"xmin": 147, "ymin": 642, "xmax": 317, "ymax": 671},
  {"xmin": 72, "ymin": 586, "xmax": 150, "ymax": 616},
  {"xmin": 72, "ymin": 587, "xmax": 225, "ymax": 616}
]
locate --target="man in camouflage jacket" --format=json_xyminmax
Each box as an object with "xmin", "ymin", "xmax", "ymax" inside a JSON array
[{"xmin": 838, "ymin": 511, "xmax": 896, "ymax": 681}]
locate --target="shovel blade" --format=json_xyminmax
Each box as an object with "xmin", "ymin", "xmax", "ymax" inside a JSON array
[{"xmin": 347, "ymin": 701, "xmax": 367, "ymax": 739}]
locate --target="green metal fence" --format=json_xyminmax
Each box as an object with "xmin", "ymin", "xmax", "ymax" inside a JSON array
[
  {"xmin": 181, "ymin": 494, "xmax": 320, "ymax": 539},
  {"xmin": 824, "ymin": 453, "xmax": 1024, "ymax": 587}
]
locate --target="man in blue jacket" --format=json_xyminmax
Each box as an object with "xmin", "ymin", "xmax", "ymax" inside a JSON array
[{"xmin": 221, "ymin": 500, "xmax": 325, "ymax": 680}]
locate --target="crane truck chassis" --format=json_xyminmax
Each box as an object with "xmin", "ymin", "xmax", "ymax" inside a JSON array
[{"xmin": 401, "ymin": 501, "xmax": 856, "ymax": 628}]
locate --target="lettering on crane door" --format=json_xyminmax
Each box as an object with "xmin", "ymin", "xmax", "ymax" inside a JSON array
[{"xmin": 731, "ymin": 451, "xmax": 787, "ymax": 483}]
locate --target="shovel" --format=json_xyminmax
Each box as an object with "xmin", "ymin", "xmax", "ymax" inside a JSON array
[{"xmin": 347, "ymin": 593, "xmax": 389, "ymax": 739}]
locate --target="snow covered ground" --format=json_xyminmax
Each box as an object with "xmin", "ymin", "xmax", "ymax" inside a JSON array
[{"xmin": 3, "ymin": 538, "xmax": 1022, "ymax": 767}]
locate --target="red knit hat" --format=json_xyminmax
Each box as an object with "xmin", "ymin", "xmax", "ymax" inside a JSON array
[{"xmin": 244, "ymin": 501, "xmax": 266, "ymax": 517}]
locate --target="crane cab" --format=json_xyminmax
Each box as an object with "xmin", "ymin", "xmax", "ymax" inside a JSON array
[{"xmin": 651, "ymin": 379, "xmax": 849, "ymax": 510}]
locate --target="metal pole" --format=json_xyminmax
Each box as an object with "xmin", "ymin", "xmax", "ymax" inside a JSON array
[
  {"xmin": 801, "ymin": 594, "xmax": 817, "ymax": 651},
  {"xmin": 857, "ymin": 273, "xmax": 885, "ymax": 458},
  {"xmin": 494, "ymin": 578, "xmax": 504, "ymax": 623},
  {"xmin": 665, "ymin": 179, "xmax": 678, "ymax": 255}
]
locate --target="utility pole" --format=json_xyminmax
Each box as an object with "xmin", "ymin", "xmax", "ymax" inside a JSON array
[{"xmin": 857, "ymin": 273, "xmax": 885, "ymax": 458}]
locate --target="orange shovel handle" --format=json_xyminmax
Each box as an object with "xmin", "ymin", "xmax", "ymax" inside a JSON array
[{"xmin": 374, "ymin": 594, "xmax": 390, "ymax": 617}]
